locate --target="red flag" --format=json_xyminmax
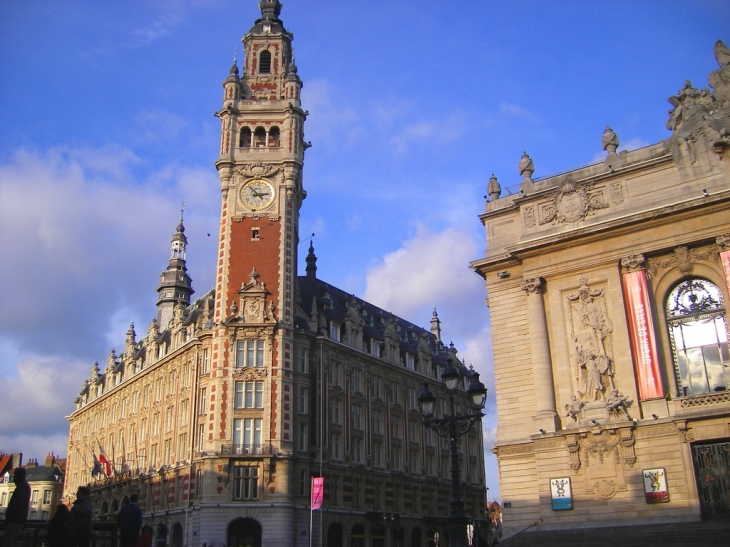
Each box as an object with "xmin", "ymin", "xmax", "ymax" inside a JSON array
[
  {"xmin": 311, "ymin": 477, "xmax": 324, "ymax": 510},
  {"xmin": 99, "ymin": 454, "xmax": 112, "ymax": 477}
]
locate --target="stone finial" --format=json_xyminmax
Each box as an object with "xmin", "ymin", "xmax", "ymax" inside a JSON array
[
  {"xmin": 487, "ymin": 174, "xmax": 501, "ymax": 201},
  {"xmin": 602, "ymin": 126, "xmax": 619, "ymax": 155},
  {"xmin": 519, "ymin": 151, "xmax": 534, "ymax": 182}
]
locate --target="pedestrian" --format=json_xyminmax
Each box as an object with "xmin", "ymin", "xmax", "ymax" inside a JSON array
[
  {"xmin": 47, "ymin": 504, "xmax": 70, "ymax": 547},
  {"xmin": 67, "ymin": 486, "xmax": 93, "ymax": 547},
  {"xmin": 117, "ymin": 493, "xmax": 143, "ymax": 547},
  {"xmin": 4, "ymin": 467, "xmax": 31, "ymax": 547}
]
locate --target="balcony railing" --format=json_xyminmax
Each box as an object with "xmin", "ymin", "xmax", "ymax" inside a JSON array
[{"xmin": 220, "ymin": 444, "xmax": 277, "ymax": 456}]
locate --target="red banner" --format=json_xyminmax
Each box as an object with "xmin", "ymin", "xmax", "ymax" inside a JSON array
[
  {"xmin": 311, "ymin": 477, "xmax": 324, "ymax": 509},
  {"xmin": 622, "ymin": 270, "xmax": 664, "ymax": 400},
  {"xmin": 721, "ymin": 250, "xmax": 730, "ymax": 297}
]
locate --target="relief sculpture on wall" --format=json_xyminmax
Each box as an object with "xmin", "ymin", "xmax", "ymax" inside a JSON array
[{"xmin": 565, "ymin": 275, "xmax": 632, "ymax": 425}]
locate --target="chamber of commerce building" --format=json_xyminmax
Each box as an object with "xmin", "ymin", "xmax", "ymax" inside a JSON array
[
  {"xmin": 472, "ymin": 40, "xmax": 730, "ymax": 535},
  {"xmin": 63, "ymin": 2, "xmax": 487, "ymax": 546}
]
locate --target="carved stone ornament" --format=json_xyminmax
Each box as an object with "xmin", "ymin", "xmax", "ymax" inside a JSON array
[
  {"xmin": 521, "ymin": 277, "xmax": 543, "ymax": 294},
  {"xmin": 555, "ymin": 176, "xmax": 589, "ymax": 223},
  {"xmin": 232, "ymin": 366, "xmax": 268, "ymax": 381},
  {"xmin": 237, "ymin": 268, "xmax": 271, "ymax": 324},
  {"xmin": 646, "ymin": 244, "xmax": 720, "ymax": 277},
  {"xmin": 620, "ymin": 254, "xmax": 645, "ymax": 274},
  {"xmin": 717, "ymin": 233, "xmax": 730, "ymax": 251}
]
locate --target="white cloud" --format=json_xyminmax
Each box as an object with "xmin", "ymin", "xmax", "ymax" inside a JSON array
[
  {"xmin": 496, "ymin": 101, "xmax": 541, "ymax": 123},
  {"xmin": 0, "ymin": 145, "xmax": 219, "ymax": 446},
  {"xmin": 389, "ymin": 114, "xmax": 464, "ymax": 154},
  {"xmin": 301, "ymin": 79, "xmax": 361, "ymax": 146}
]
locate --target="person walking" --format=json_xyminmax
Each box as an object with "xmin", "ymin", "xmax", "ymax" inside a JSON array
[
  {"xmin": 3, "ymin": 467, "xmax": 31, "ymax": 547},
  {"xmin": 67, "ymin": 486, "xmax": 93, "ymax": 547},
  {"xmin": 117, "ymin": 493, "xmax": 143, "ymax": 547}
]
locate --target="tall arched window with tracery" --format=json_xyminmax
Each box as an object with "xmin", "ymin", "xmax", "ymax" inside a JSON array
[{"xmin": 667, "ymin": 278, "xmax": 729, "ymax": 396}]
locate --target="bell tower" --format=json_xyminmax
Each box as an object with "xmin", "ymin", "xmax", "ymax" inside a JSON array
[{"xmin": 209, "ymin": 0, "xmax": 307, "ymax": 456}]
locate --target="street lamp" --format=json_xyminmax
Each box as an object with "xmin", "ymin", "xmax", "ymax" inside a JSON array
[{"xmin": 418, "ymin": 358, "xmax": 487, "ymax": 547}]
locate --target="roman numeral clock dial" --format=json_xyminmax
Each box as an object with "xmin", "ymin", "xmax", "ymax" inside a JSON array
[{"xmin": 240, "ymin": 179, "xmax": 275, "ymax": 210}]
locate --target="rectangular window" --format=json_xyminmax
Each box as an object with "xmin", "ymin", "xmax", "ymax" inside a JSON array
[
  {"xmin": 373, "ymin": 441, "xmax": 383, "ymax": 467},
  {"xmin": 353, "ymin": 479, "xmax": 362, "ymax": 509},
  {"xmin": 351, "ymin": 369, "xmax": 361, "ymax": 393},
  {"xmin": 299, "ymin": 469, "xmax": 309, "ymax": 496},
  {"xmin": 165, "ymin": 407, "xmax": 173, "ymax": 432},
  {"xmin": 372, "ymin": 410, "xmax": 382, "ymax": 434},
  {"xmin": 330, "ymin": 362, "xmax": 341, "ymax": 387},
  {"xmin": 329, "ymin": 321, "xmax": 341, "ymax": 342},
  {"xmin": 299, "ymin": 423, "xmax": 308, "ymax": 452},
  {"xmin": 299, "ymin": 386, "xmax": 309, "ymax": 414},
  {"xmin": 392, "ymin": 446, "xmax": 401, "ymax": 471},
  {"xmin": 234, "ymin": 381, "xmax": 264, "ymax": 408},
  {"xmin": 179, "ymin": 399, "xmax": 188, "ymax": 426},
  {"xmin": 131, "ymin": 392, "xmax": 138, "ymax": 414},
  {"xmin": 233, "ymin": 466, "xmax": 259, "ymax": 500},
  {"xmin": 391, "ymin": 416, "xmax": 400, "ymax": 439},
  {"xmin": 370, "ymin": 340, "xmax": 380, "ymax": 357},
  {"xmin": 426, "ymin": 453, "xmax": 435, "ymax": 476},
  {"xmin": 410, "ymin": 449, "xmax": 419, "ymax": 473},
  {"xmin": 1, "ymin": 492, "xmax": 7, "ymax": 506},
  {"xmin": 120, "ymin": 398, "xmax": 127, "ymax": 418},
  {"xmin": 352, "ymin": 437, "xmax": 362, "ymax": 464},
  {"xmin": 199, "ymin": 388, "xmax": 207, "ymax": 414},
  {"xmin": 233, "ymin": 418, "xmax": 262, "ymax": 453},
  {"xmin": 138, "ymin": 448, "xmax": 146, "ymax": 472},
  {"xmin": 196, "ymin": 468, "xmax": 203, "ymax": 497},
  {"xmin": 164, "ymin": 439, "xmax": 171, "ymax": 464},
  {"xmin": 31, "ymin": 490, "xmax": 39, "ymax": 505},
  {"xmin": 351, "ymin": 405, "xmax": 362, "ymax": 430},
  {"xmin": 155, "ymin": 379, "xmax": 162, "ymax": 401},
  {"xmin": 329, "ymin": 399, "xmax": 341, "ymax": 424},
  {"xmin": 330, "ymin": 432, "xmax": 341, "ymax": 460},
  {"xmin": 140, "ymin": 418, "xmax": 147, "ymax": 442},
  {"xmin": 372, "ymin": 376, "xmax": 381, "ymax": 400},
  {"xmin": 330, "ymin": 474, "xmax": 340, "ymax": 505},
  {"xmin": 152, "ymin": 412, "xmax": 160, "ymax": 437},
  {"xmin": 373, "ymin": 481, "xmax": 382, "ymax": 510},
  {"xmin": 178, "ymin": 433, "xmax": 187, "ymax": 462},
  {"xmin": 300, "ymin": 348, "xmax": 309, "ymax": 373},
  {"xmin": 236, "ymin": 340, "xmax": 265, "ymax": 368},
  {"xmin": 408, "ymin": 387, "xmax": 417, "ymax": 410},
  {"xmin": 150, "ymin": 444, "xmax": 157, "ymax": 470},
  {"xmin": 198, "ymin": 424, "xmax": 205, "ymax": 452},
  {"xmin": 201, "ymin": 349, "xmax": 209, "ymax": 374},
  {"xmin": 406, "ymin": 353, "xmax": 415, "ymax": 371},
  {"xmin": 408, "ymin": 420, "xmax": 418, "ymax": 443}
]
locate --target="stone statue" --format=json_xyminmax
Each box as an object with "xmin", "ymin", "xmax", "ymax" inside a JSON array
[
  {"xmin": 709, "ymin": 39, "xmax": 730, "ymax": 100},
  {"xmin": 580, "ymin": 350, "xmax": 611, "ymax": 401},
  {"xmin": 565, "ymin": 395, "xmax": 584, "ymax": 422},
  {"xmin": 602, "ymin": 126, "xmax": 619, "ymax": 155},
  {"xmin": 487, "ymin": 174, "xmax": 501, "ymax": 201},
  {"xmin": 519, "ymin": 152, "xmax": 534, "ymax": 181},
  {"xmin": 605, "ymin": 389, "xmax": 630, "ymax": 418}
]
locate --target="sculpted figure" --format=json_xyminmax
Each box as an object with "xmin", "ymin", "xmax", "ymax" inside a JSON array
[
  {"xmin": 565, "ymin": 395, "xmax": 584, "ymax": 421},
  {"xmin": 487, "ymin": 174, "xmax": 501, "ymax": 200},
  {"xmin": 519, "ymin": 152, "xmax": 534, "ymax": 181},
  {"xmin": 602, "ymin": 126, "xmax": 619, "ymax": 154},
  {"xmin": 605, "ymin": 389, "xmax": 630, "ymax": 418}
]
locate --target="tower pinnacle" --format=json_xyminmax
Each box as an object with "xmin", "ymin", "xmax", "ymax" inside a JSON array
[{"xmin": 156, "ymin": 214, "xmax": 194, "ymax": 328}]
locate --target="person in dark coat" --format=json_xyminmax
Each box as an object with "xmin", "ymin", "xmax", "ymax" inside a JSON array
[
  {"xmin": 4, "ymin": 467, "xmax": 31, "ymax": 547},
  {"xmin": 67, "ymin": 486, "xmax": 93, "ymax": 547},
  {"xmin": 47, "ymin": 504, "xmax": 70, "ymax": 547},
  {"xmin": 117, "ymin": 493, "xmax": 143, "ymax": 547}
]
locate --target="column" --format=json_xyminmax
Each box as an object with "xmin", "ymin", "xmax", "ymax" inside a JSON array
[{"xmin": 521, "ymin": 277, "xmax": 559, "ymax": 432}]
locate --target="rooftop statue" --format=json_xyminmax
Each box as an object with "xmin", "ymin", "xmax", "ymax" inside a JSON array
[
  {"xmin": 487, "ymin": 174, "xmax": 501, "ymax": 201},
  {"xmin": 519, "ymin": 151, "xmax": 534, "ymax": 181},
  {"xmin": 601, "ymin": 126, "xmax": 619, "ymax": 155}
]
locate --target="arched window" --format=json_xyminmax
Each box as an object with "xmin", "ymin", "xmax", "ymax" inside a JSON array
[
  {"xmin": 411, "ymin": 527, "xmax": 422, "ymax": 547},
  {"xmin": 259, "ymin": 50, "xmax": 271, "ymax": 74},
  {"xmin": 667, "ymin": 278, "xmax": 729, "ymax": 396},
  {"xmin": 155, "ymin": 523, "xmax": 168, "ymax": 547},
  {"xmin": 372, "ymin": 524, "xmax": 385, "ymax": 547},
  {"xmin": 327, "ymin": 522, "xmax": 343, "ymax": 547},
  {"xmin": 171, "ymin": 522, "xmax": 183, "ymax": 547},
  {"xmin": 351, "ymin": 524, "xmax": 365, "ymax": 547},
  {"xmin": 228, "ymin": 518, "xmax": 262, "ymax": 547},
  {"xmin": 268, "ymin": 126, "xmax": 280, "ymax": 147},
  {"xmin": 239, "ymin": 127, "xmax": 252, "ymax": 148},
  {"xmin": 254, "ymin": 127, "xmax": 267, "ymax": 147},
  {"xmin": 110, "ymin": 498, "xmax": 119, "ymax": 513}
]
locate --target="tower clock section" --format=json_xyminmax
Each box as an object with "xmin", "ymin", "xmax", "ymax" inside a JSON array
[{"xmin": 211, "ymin": 0, "xmax": 307, "ymax": 465}]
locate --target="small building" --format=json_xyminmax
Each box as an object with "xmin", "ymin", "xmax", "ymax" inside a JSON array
[{"xmin": 0, "ymin": 453, "xmax": 65, "ymax": 521}]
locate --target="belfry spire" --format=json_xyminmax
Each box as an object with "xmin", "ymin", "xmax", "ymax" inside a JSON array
[{"xmin": 155, "ymin": 210, "xmax": 194, "ymax": 328}]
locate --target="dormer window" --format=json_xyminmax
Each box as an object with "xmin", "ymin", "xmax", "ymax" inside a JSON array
[
  {"xmin": 370, "ymin": 340, "xmax": 380, "ymax": 358},
  {"xmin": 259, "ymin": 50, "xmax": 271, "ymax": 74},
  {"xmin": 405, "ymin": 353, "xmax": 415, "ymax": 371},
  {"xmin": 329, "ymin": 321, "xmax": 341, "ymax": 342}
]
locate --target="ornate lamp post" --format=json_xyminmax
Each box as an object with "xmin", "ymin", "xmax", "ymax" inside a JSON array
[{"xmin": 418, "ymin": 358, "xmax": 487, "ymax": 547}]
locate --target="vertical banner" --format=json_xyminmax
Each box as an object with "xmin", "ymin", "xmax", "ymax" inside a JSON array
[
  {"xmin": 311, "ymin": 477, "xmax": 324, "ymax": 509},
  {"xmin": 622, "ymin": 270, "xmax": 664, "ymax": 400},
  {"xmin": 721, "ymin": 250, "xmax": 730, "ymax": 296}
]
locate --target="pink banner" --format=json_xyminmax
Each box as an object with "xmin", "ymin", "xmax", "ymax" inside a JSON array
[
  {"xmin": 721, "ymin": 250, "xmax": 730, "ymax": 296},
  {"xmin": 311, "ymin": 477, "xmax": 324, "ymax": 509},
  {"xmin": 622, "ymin": 270, "xmax": 664, "ymax": 400}
]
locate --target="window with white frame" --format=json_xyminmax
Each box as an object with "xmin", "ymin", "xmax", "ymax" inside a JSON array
[
  {"xmin": 233, "ymin": 466, "xmax": 259, "ymax": 500},
  {"xmin": 236, "ymin": 340, "xmax": 265, "ymax": 368},
  {"xmin": 299, "ymin": 423, "xmax": 308, "ymax": 452},
  {"xmin": 300, "ymin": 347, "xmax": 309, "ymax": 373},
  {"xmin": 351, "ymin": 368, "xmax": 362, "ymax": 393},
  {"xmin": 370, "ymin": 340, "xmax": 381, "ymax": 357},
  {"xmin": 233, "ymin": 418, "xmax": 262, "ymax": 453},
  {"xmin": 391, "ymin": 415, "xmax": 401, "ymax": 439},
  {"xmin": 299, "ymin": 386, "xmax": 309, "ymax": 414},
  {"xmin": 330, "ymin": 432, "xmax": 342, "ymax": 460},
  {"xmin": 201, "ymin": 349, "xmax": 209, "ymax": 374},
  {"xmin": 351, "ymin": 405, "xmax": 362, "ymax": 430},
  {"xmin": 234, "ymin": 381, "xmax": 264, "ymax": 409},
  {"xmin": 197, "ymin": 424, "xmax": 205, "ymax": 451},
  {"xmin": 199, "ymin": 388, "xmax": 207, "ymax": 414},
  {"xmin": 372, "ymin": 376, "xmax": 381, "ymax": 399},
  {"xmin": 405, "ymin": 353, "xmax": 415, "ymax": 371},
  {"xmin": 372, "ymin": 409, "xmax": 383, "ymax": 434},
  {"xmin": 329, "ymin": 321, "xmax": 341, "ymax": 342},
  {"xmin": 329, "ymin": 399, "xmax": 341, "ymax": 424}
]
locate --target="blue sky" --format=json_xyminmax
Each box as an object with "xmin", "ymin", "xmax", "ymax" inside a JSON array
[{"xmin": 0, "ymin": 0, "xmax": 727, "ymax": 501}]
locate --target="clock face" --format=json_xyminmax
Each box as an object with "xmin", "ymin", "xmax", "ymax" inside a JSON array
[{"xmin": 240, "ymin": 179, "xmax": 275, "ymax": 210}]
